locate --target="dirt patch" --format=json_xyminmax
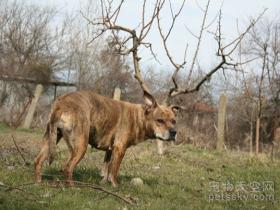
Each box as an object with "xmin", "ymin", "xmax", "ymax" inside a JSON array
[{"xmin": 0, "ymin": 131, "xmax": 42, "ymax": 157}]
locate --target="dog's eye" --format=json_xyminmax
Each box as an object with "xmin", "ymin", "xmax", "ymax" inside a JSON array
[
  {"xmin": 157, "ymin": 119, "xmax": 165, "ymax": 124},
  {"xmin": 171, "ymin": 119, "xmax": 176, "ymax": 125}
]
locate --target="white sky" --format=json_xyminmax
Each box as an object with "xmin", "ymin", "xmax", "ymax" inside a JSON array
[{"xmin": 30, "ymin": 0, "xmax": 279, "ymax": 73}]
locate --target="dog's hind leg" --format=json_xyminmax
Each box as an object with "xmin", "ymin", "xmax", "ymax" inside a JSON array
[
  {"xmin": 60, "ymin": 133, "xmax": 74, "ymax": 176},
  {"xmin": 34, "ymin": 139, "xmax": 49, "ymax": 183},
  {"xmin": 34, "ymin": 122, "xmax": 56, "ymax": 183},
  {"xmin": 64, "ymin": 132, "xmax": 88, "ymax": 185}
]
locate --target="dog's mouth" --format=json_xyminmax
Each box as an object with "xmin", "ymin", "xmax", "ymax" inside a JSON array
[{"xmin": 155, "ymin": 135, "xmax": 175, "ymax": 141}]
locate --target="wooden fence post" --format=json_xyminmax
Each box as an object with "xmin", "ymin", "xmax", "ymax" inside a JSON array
[
  {"xmin": 22, "ymin": 84, "xmax": 43, "ymax": 129},
  {"xmin": 156, "ymin": 139, "xmax": 165, "ymax": 155},
  {"xmin": 255, "ymin": 117, "xmax": 260, "ymax": 154},
  {"xmin": 217, "ymin": 92, "xmax": 227, "ymax": 151},
  {"xmin": 113, "ymin": 87, "xmax": 121, "ymax": 100}
]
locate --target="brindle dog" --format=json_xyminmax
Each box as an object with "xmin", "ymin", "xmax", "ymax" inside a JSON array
[{"xmin": 34, "ymin": 90, "xmax": 179, "ymax": 187}]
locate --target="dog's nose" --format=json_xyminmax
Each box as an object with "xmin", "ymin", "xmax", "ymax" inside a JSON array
[{"xmin": 169, "ymin": 128, "xmax": 177, "ymax": 139}]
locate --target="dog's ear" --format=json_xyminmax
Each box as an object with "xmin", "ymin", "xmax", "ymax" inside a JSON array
[
  {"xmin": 143, "ymin": 90, "xmax": 157, "ymax": 113},
  {"xmin": 170, "ymin": 105, "xmax": 185, "ymax": 116}
]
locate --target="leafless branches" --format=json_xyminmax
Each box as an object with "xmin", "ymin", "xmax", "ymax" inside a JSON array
[
  {"xmin": 83, "ymin": 0, "xmax": 266, "ymax": 104},
  {"xmin": 161, "ymin": 6, "xmax": 266, "ymax": 101},
  {"xmin": 0, "ymin": 1, "xmax": 78, "ymax": 125},
  {"xmin": 156, "ymin": 0, "xmax": 187, "ymax": 100},
  {"xmin": 0, "ymin": 1, "xmax": 57, "ymax": 79},
  {"xmin": 187, "ymin": 0, "xmax": 210, "ymax": 84},
  {"xmin": 82, "ymin": 0, "xmax": 167, "ymax": 93}
]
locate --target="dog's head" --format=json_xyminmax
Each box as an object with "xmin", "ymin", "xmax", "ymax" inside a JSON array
[{"xmin": 143, "ymin": 91, "xmax": 181, "ymax": 141}]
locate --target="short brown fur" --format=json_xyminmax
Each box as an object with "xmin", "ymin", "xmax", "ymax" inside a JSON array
[{"xmin": 34, "ymin": 90, "xmax": 178, "ymax": 187}]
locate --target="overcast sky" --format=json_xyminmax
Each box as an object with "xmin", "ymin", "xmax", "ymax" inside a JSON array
[{"xmin": 31, "ymin": 0, "xmax": 279, "ymax": 73}]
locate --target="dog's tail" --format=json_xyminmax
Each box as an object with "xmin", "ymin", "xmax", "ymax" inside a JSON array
[{"xmin": 44, "ymin": 113, "xmax": 59, "ymax": 165}]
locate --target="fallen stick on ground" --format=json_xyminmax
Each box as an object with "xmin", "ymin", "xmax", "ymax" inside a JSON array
[
  {"xmin": 0, "ymin": 182, "xmax": 39, "ymax": 202},
  {"xmin": 1, "ymin": 180, "xmax": 138, "ymax": 205},
  {"xmin": 46, "ymin": 180, "xmax": 138, "ymax": 205},
  {"xmin": 11, "ymin": 134, "xmax": 30, "ymax": 166}
]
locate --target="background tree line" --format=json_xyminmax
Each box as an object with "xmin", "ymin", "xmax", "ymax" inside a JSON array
[{"xmin": 0, "ymin": 0, "xmax": 279, "ymax": 156}]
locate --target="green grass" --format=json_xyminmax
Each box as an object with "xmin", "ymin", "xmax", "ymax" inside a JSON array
[
  {"xmin": 0, "ymin": 127, "xmax": 279, "ymax": 210},
  {"xmin": 0, "ymin": 122, "xmax": 43, "ymax": 135},
  {"xmin": 0, "ymin": 123, "xmax": 11, "ymax": 133}
]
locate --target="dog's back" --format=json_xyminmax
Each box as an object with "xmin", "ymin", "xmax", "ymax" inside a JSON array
[{"xmin": 50, "ymin": 91, "xmax": 145, "ymax": 150}]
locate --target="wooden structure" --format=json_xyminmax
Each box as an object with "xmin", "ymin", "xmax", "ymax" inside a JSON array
[
  {"xmin": 0, "ymin": 75, "xmax": 76, "ymax": 128},
  {"xmin": 217, "ymin": 92, "xmax": 227, "ymax": 151}
]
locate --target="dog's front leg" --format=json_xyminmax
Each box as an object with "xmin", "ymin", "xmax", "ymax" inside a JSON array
[
  {"xmin": 108, "ymin": 145, "xmax": 126, "ymax": 187},
  {"xmin": 100, "ymin": 150, "xmax": 112, "ymax": 183}
]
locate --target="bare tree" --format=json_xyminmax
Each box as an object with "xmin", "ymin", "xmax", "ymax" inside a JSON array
[
  {"xmin": 81, "ymin": 0, "xmax": 265, "ymax": 153},
  {"xmin": 0, "ymin": 1, "xmax": 70, "ymax": 125},
  {"xmin": 83, "ymin": 0, "xmax": 264, "ymax": 101},
  {"xmin": 237, "ymin": 17, "xmax": 280, "ymax": 154}
]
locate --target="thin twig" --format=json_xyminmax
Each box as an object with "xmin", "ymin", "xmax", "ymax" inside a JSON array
[
  {"xmin": 187, "ymin": 0, "xmax": 211, "ymax": 84},
  {"xmin": 1, "ymin": 179, "xmax": 138, "ymax": 205},
  {"xmin": 46, "ymin": 180, "xmax": 137, "ymax": 205},
  {"xmin": 11, "ymin": 134, "xmax": 29, "ymax": 166},
  {"xmin": 0, "ymin": 183, "xmax": 39, "ymax": 202}
]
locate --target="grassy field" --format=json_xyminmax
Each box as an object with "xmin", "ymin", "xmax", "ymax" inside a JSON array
[{"xmin": 0, "ymin": 123, "xmax": 279, "ymax": 210}]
